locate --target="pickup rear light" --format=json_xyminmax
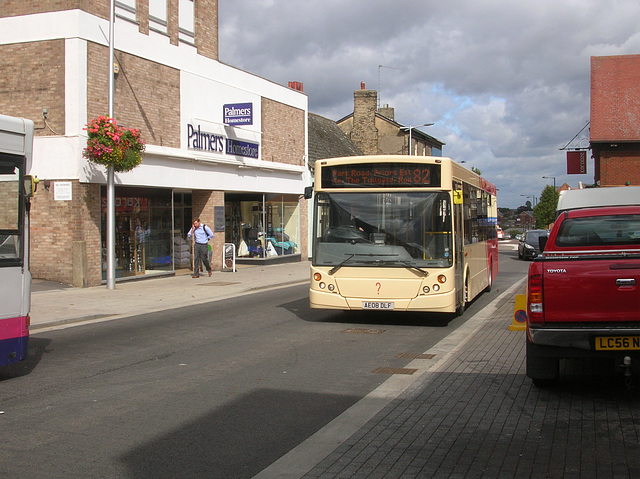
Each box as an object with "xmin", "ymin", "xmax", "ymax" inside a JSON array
[{"xmin": 527, "ymin": 273, "xmax": 544, "ymax": 323}]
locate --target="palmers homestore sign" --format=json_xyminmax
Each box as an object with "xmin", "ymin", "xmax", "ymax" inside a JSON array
[{"xmin": 187, "ymin": 123, "xmax": 259, "ymax": 159}]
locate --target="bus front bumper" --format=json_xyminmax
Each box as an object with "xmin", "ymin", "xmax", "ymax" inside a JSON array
[{"xmin": 309, "ymin": 288, "xmax": 457, "ymax": 313}]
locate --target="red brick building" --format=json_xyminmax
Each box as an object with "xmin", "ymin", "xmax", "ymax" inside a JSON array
[{"xmin": 590, "ymin": 55, "xmax": 640, "ymax": 187}]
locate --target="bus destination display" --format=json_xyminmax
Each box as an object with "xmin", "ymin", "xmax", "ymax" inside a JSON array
[{"xmin": 321, "ymin": 162, "xmax": 441, "ymax": 188}]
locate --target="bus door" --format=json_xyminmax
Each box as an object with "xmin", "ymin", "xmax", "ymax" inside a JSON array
[{"xmin": 453, "ymin": 184, "xmax": 465, "ymax": 307}]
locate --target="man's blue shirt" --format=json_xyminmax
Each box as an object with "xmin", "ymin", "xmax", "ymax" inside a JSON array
[{"xmin": 189, "ymin": 225, "xmax": 213, "ymax": 244}]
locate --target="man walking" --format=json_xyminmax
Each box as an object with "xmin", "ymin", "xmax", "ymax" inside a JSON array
[{"xmin": 187, "ymin": 218, "xmax": 214, "ymax": 278}]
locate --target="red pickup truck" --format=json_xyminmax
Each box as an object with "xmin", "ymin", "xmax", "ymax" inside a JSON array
[{"xmin": 526, "ymin": 204, "xmax": 640, "ymax": 386}]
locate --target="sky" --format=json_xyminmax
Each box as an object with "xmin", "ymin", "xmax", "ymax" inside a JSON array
[{"xmin": 218, "ymin": 0, "xmax": 640, "ymax": 208}]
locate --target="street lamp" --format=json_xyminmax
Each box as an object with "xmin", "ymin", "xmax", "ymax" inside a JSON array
[
  {"xmin": 542, "ymin": 175, "xmax": 556, "ymax": 192},
  {"xmin": 521, "ymin": 194, "xmax": 537, "ymax": 206},
  {"xmin": 400, "ymin": 123, "xmax": 434, "ymax": 156}
]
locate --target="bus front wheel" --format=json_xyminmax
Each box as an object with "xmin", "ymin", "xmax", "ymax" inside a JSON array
[{"xmin": 455, "ymin": 276, "xmax": 468, "ymax": 316}]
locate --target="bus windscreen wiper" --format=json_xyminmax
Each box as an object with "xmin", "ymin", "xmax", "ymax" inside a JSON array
[
  {"xmin": 328, "ymin": 254, "xmax": 355, "ymax": 275},
  {"xmin": 373, "ymin": 259, "xmax": 428, "ymax": 276},
  {"xmin": 357, "ymin": 255, "xmax": 429, "ymax": 277}
]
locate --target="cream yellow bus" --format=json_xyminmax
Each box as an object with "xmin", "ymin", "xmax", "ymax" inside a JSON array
[{"xmin": 308, "ymin": 155, "xmax": 498, "ymax": 315}]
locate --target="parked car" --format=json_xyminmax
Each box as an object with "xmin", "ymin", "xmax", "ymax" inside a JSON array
[{"xmin": 518, "ymin": 229, "xmax": 549, "ymax": 260}]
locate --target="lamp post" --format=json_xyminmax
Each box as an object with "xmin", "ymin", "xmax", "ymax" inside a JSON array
[
  {"xmin": 106, "ymin": 0, "xmax": 116, "ymax": 290},
  {"xmin": 521, "ymin": 194, "xmax": 537, "ymax": 206},
  {"xmin": 542, "ymin": 175, "xmax": 556, "ymax": 192},
  {"xmin": 400, "ymin": 123, "xmax": 434, "ymax": 156}
]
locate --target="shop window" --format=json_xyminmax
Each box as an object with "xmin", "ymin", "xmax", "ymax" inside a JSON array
[
  {"xmin": 101, "ymin": 187, "xmax": 174, "ymax": 279},
  {"xmin": 226, "ymin": 193, "xmax": 300, "ymax": 260}
]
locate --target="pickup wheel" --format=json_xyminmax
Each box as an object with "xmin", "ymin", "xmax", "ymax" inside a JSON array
[{"xmin": 526, "ymin": 337, "xmax": 559, "ymax": 386}]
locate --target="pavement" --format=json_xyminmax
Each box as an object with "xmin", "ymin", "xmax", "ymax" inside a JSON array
[
  {"xmin": 30, "ymin": 261, "xmax": 311, "ymax": 331},
  {"xmin": 29, "ymin": 256, "xmax": 640, "ymax": 478}
]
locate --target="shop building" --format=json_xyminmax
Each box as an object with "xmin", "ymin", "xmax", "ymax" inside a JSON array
[
  {"xmin": 590, "ymin": 54, "xmax": 640, "ymax": 187},
  {"xmin": 0, "ymin": 1, "xmax": 309, "ymax": 286}
]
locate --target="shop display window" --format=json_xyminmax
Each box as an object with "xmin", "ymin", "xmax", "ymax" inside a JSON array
[
  {"xmin": 226, "ymin": 193, "xmax": 300, "ymax": 260},
  {"xmin": 101, "ymin": 187, "xmax": 174, "ymax": 278}
]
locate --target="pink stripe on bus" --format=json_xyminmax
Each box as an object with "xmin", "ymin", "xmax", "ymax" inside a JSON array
[{"xmin": 0, "ymin": 316, "xmax": 29, "ymax": 341}]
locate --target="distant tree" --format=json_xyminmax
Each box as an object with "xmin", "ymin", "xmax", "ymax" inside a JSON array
[
  {"xmin": 533, "ymin": 185, "xmax": 559, "ymax": 229},
  {"xmin": 471, "ymin": 166, "xmax": 482, "ymax": 175},
  {"xmin": 516, "ymin": 203, "xmax": 532, "ymax": 214}
]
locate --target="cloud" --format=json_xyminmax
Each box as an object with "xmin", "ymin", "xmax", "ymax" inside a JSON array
[{"xmin": 219, "ymin": 0, "xmax": 640, "ymax": 207}]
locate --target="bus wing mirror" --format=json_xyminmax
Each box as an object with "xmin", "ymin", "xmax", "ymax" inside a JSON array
[
  {"xmin": 303, "ymin": 186, "xmax": 313, "ymax": 199},
  {"xmin": 453, "ymin": 190, "xmax": 463, "ymax": 205},
  {"xmin": 24, "ymin": 175, "xmax": 38, "ymax": 197}
]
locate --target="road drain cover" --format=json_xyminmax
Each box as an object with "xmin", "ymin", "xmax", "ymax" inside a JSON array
[
  {"xmin": 396, "ymin": 353, "xmax": 436, "ymax": 359},
  {"xmin": 373, "ymin": 367, "xmax": 418, "ymax": 375},
  {"xmin": 341, "ymin": 328, "xmax": 385, "ymax": 334}
]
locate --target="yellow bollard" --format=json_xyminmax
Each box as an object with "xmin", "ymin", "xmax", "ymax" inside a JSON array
[{"xmin": 509, "ymin": 294, "xmax": 527, "ymax": 331}]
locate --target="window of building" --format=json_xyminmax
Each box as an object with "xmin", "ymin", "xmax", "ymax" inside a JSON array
[
  {"xmin": 179, "ymin": 0, "xmax": 195, "ymax": 45},
  {"xmin": 115, "ymin": 0, "xmax": 137, "ymax": 23},
  {"xmin": 101, "ymin": 186, "xmax": 174, "ymax": 279},
  {"xmin": 149, "ymin": 0, "xmax": 168, "ymax": 35},
  {"xmin": 225, "ymin": 193, "xmax": 300, "ymax": 260}
]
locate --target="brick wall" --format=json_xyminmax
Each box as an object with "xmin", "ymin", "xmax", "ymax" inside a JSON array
[
  {"xmin": 167, "ymin": 0, "xmax": 179, "ymax": 46},
  {"xmin": 0, "ymin": 182, "xmax": 19, "ymax": 231},
  {"xmin": 192, "ymin": 190, "xmax": 224, "ymax": 270},
  {"xmin": 261, "ymin": 98, "xmax": 305, "ymax": 166},
  {"xmin": 195, "ymin": 0, "xmax": 218, "ymax": 61},
  {"xmin": 0, "ymin": 40, "xmax": 66, "ymax": 136},
  {"xmin": 30, "ymin": 181, "xmax": 102, "ymax": 286},
  {"xmin": 137, "ymin": 0, "xmax": 150, "ymax": 35},
  {"xmin": 600, "ymin": 150, "xmax": 640, "ymax": 186},
  {"xmin": 1, "ymin": 1, "xmax": 107, "ymax": 19},
  {"xmin": 591, "ymin": 55, "xmax": 640, "ymax": 142},
  {"xmin": 351, "ymin": 89, "xmax": 379, "ymax": 155},
  {"xmin": 87, "ymin": 43, "xmax": 181, "ymax": 148}
]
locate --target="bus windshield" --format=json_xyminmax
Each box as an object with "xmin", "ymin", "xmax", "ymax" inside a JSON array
[
  {"xmin": 313, "ymin": 191, "xmax": 452, "ymax": 269},
  {"xmin": 0, "ymin": 157, "xmax": 21, "ymax": 260}
]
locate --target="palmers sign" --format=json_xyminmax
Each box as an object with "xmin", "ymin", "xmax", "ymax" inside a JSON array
[
  {"xmin": 223, "ymin": 103, "xmax": 253, "ymax": 126},
  {"xmin": 187, "ymin": 124, "xmax": 259, "ymax": 159}
]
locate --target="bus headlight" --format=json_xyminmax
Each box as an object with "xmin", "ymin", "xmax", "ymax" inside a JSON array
[
  {"xmin": 423, "ymin": 286, "xmax": 430, "ymax": 293},
  {"xmin": 328, "ymin": 284, "xmax": 335, "ymax": 292},
  {"xmin": 319, "ymin": 282, "xmax": 326, "ymax": 289},
  {"xmin": 432, "ymin": 284, "xmax": 440, "ymax": 292}
]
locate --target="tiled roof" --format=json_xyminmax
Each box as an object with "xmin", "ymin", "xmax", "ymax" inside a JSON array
[{"xmin": 308, "ymin": 113, "xmax": 362, "ymax": 167}]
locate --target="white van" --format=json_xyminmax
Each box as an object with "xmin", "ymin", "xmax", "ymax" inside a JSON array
[{"xmin": 556, "ymin": 186, "xmax": 640, "ymax": 214}]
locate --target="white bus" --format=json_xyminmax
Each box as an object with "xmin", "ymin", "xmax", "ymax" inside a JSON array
[{"xmin": 0, "ymin": 114, "xmax": 36, "ymax": 367}]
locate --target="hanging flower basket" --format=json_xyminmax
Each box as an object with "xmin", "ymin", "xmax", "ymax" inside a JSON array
[{"xmin": 83, "ymin": 116, "xmax": 146, "ymax": 172}]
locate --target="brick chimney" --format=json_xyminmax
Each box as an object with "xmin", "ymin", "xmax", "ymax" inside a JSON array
[
  {"xmin": 378, "ymin": 104, "xmax": 394, "ymax": 121},
  {"xmin": 351, "ymin": 83, "xmax": 379, "ymax": 155},
  {"xmin": 288, "ymin": 81, "xmax": 304, "ymax": 92}
]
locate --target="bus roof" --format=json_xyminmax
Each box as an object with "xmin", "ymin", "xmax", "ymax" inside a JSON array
[
  {"xmin": 0, "ymin": 113, "xmax": 34, "ymax": 158},
  {"xmin": 556, "ymin": 186, "xmax": 640, "ymax": 213}
]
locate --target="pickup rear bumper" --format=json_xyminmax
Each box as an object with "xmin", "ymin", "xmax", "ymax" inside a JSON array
[{"xmin": 529, "ymin": 326, "xmax": 640, "ymax": 351}]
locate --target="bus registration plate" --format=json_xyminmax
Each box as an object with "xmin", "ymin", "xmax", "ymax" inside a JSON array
[
  {"xmin": 595, "ymin": 336, "xmax": 640, "ymax": 350},
  {"xmin": 362, "ymin": 301, "xmax": 394, "ymax": 310}
]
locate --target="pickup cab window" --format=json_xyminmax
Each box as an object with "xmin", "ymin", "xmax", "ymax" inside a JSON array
[{"xmin": 555, "ymin": 214, "xmax": 640, "ymax": 247}]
